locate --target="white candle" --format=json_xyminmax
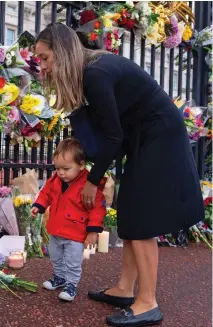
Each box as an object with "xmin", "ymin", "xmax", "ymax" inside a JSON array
[
  {"xmin": 83, "ymin": 249, "xmax": 90, "ymax": 260},
  {"xmin": 98, "ymin": 231, "xmax": 109, "ymax": 253},
  {"xmin": 90, "ymin": 244, "xmax": 97, "ymax": 255}
]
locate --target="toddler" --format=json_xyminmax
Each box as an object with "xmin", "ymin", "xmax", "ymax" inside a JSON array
[{"xmin": 31, "ymin": 138, "xmax": 106, "ymax": 301}]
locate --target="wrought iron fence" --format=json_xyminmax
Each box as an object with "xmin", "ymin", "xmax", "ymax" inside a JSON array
[{"xmin": 0, "ymin": 1, "xmax": 211, "ymax": 186}]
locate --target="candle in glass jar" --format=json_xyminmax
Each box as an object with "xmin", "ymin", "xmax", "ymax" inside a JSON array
[
  {"xmin": 8, "ymin": 252, "xmax": 24, "ymax": 269},
  {"xmin": 98, "ymin": 231, "xmax": 109, "ymax": 253}
]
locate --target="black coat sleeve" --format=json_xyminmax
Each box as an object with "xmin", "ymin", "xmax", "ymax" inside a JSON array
[{"xmin": 83, "ymin": 67, "xmax": 123, "ymax": 186}]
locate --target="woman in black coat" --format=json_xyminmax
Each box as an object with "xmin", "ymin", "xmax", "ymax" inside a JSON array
[{"xmin": 35, "ymin": 23, "xmax": 204, "ymax": 327}]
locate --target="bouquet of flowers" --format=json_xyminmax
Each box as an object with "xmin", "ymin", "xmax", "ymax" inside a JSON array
[
  {"xmin": 0, "ymin": 186, "xmax": 19, "ymax": 236},
  {"xmin": 0, "ymin": 31, "xmax": 65, "ymax": 148},
  {"xmin": 204, "ymin": 196, "xmax": 212, "ymax": 229},
  {"xmin": 174, "ymin": 98, "xmax": 208, "ymax": 141},
  {"xmin": 104, "ymin": 207, "xmax": 117, "ymax": 232},
  {"xmin": 13, "ymin": 194, "xmax": 43, "ymax": 257},
  {"xmin": 189, "ymin": 223, "xmax": 212, "ymax": 249},
  {"xmin": 0, "ymin": 270, "xmax": 37, "ymax": 300},
  {"xmin": 73, "ymin": 1, "xmax": 194, "ymax": 51}
]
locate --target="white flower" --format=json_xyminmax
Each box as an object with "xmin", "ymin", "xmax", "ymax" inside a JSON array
[
  {"xmin": 10, "ymin": 50, "xmax": 15, "ymax": 57},
  {"xmin": 6, "ymin": 59, "xmax": 12, "ymax": 66},
  {"xmin": 134, "ymin": 12, "xmax": 140, "ymax": 21},
  {"xmin": 126, "ymin": 1, "xmax": 134, "ymax": 8},
  {"xmin": 6, "ymin": 53, "xmax": 11, "ymax": 59},
  {"xmin": 142, "ymin": 2, "xmax": 152, "ymax": 15},
  {"xmin": 2, "ymin": 94, "xmax": 11, "ymax": 104}
]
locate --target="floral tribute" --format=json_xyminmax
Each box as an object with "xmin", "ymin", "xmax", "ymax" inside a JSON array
[
  {"xmin": 158, "ymin": 181, "xmax": 213, "ymax": 249},
  {"xmin": 174, "ymin": 98, "xmax": 211, "ymax": 141},
  {"xmin": 74, "ymin": 1, "xmax": 194, "ymax": 52},
  {"xmin": 104, "ymin": 207, "xmax": 117, "ymax": 232},
  {"xmin": 13, "ymin": 193, "xmax": 46, "ymax": 258},
  {"xmin": 0, "ymin": 270, "xmax": 37, "ymax": 299},
  {"xmin": 0, "ymin": 31, "xmax": 64, "ymax": 148}
]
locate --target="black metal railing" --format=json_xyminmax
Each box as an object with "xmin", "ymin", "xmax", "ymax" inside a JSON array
[{"xmin": 0, "ymin": 1, "xmax": 211, "ymax": 186}]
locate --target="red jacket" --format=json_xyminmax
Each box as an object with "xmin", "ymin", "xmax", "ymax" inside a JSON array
[{"xmin": 34, "ymin": 169, "xmax": 106, "ymax": 243}]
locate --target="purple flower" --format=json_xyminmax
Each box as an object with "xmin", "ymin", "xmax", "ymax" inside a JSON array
[
  {"xmin": 0, "ymin": 186, "xmax": 11, "ymax": 198},
  {"xmin": 163, "ymin": 32, "xmax": 182, "ymax": 48},
  {"xmin": 184, "ymin": 112, "xmax": 189, "ymax": 118},
  {"xmin": 170, "ymin": 16, "xmax": 179, "ymax": 34}
]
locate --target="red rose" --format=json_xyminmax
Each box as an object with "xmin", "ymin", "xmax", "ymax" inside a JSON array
[
  {"xmin": 94, "ymin": 21, "xmax": 101, "ymax": 29},
  {"xmin": 80, "ymin": 9, "xmax": 96, "ymax": 25},
  {"xmin": 35, "ymin": 122, "xmax": 42, "ymax": 131},
  {"xmin": 89, "ymin": 32, "xmax": 98, "ymax": 41},
  {"xmin": 21, "ymin": 123, "xmax": 42, "ymax": 136},
  {"xmin": 204, "ymin": 197, "xmax": 212, "ymax": 206},
  {"xmin": 114, "ymin": 49, "xmax": 119, "ymax": 55},
  {"xmin": 119, "ymin": 17, "xmax": 128, "ymax": 26},
  {"xmin": 0, "ymin": 77, "xmax": 6, "ymax": 88},
  {"xmin": 107, "ymin": 32, "xmax": 112, "ymax": 40},
  {"xmin": 126, "ymin": 19, "xmax": 135, "ymax": 30}
]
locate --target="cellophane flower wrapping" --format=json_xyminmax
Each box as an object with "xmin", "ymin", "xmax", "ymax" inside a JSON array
[{"xmin": 13, "ymin": 191, "xmax": 44, "ymax": 257}]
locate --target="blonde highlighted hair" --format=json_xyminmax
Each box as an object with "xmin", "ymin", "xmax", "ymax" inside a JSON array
[{"xmin": 36, "ymin": 23, "xmax": 108, "ymax": 112}]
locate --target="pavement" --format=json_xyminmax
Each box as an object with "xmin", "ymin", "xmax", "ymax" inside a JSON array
[{"xmin": 0, "ymin": 244, "xmax": 211, "ymax": 327}]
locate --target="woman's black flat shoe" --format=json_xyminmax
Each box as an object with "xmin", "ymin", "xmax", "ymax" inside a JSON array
[
  {"xmin": 88, "ymin": 289, "xmax": 135, "ymax": 308},
  {"xmin": 106, "ymin": 307, "xmax": 163, "ymax": 326}
]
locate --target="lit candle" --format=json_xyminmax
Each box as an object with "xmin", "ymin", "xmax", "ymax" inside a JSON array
[
  {"xmin": 8, "ymin": 252, "xmax": 24, "ymax": 269},
  {"xmin": 90, "ymin": 244, "xmax": 97, "ymax": 255},
  {"xmin": 83, "ymin": 249, "xmax": 90, "ymax": 260},
  {"xmin": 98, "ymin": 231, "xmax": 109, "ymax": 253}
]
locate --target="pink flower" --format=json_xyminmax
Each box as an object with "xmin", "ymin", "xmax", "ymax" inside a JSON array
[
  {"xmin": 170, "ymin": 16, "xmax": 179, "ymax": 34},
  {"xmin": 0, "ymin": 186, "xmax": 11, "ymax": 198},
  {"xmin": 8, "ymin": 107, "xmax": 20, "ymax": 123},
  {"xmin": 20, "ymin": 47, "xmax": 33, "ymax": 61},
  {"xmin": 0, "ymin": 48, "xmax": 5, "ymax": 63},
  {"xmin": 163, "ymin": 32, "xmax": 182, "ymax": 48},
  {"xmin": 32, "ymin": 56, "xmax": 40, "ymax": 64},
  {"xmin": 105, "ymin": 39, "xmax": 112, "ymax": 51}
]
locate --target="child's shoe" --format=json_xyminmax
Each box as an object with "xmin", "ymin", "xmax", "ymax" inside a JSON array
[
  {"xmin": 58, "ymin": 283, "xmax": 77, "ymax": 301},
  {"xmin": 43, "ymin": 275, "xmax": 66, "ymax": 290}
]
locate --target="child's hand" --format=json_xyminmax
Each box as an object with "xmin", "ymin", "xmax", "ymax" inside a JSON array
[
  {"xmin": 31, "ymin": 207, "xmax": 39, "ymax": 217},
  {"xmin": 84, "ymin": 232, "xmax": 98, "ymax": 249}
]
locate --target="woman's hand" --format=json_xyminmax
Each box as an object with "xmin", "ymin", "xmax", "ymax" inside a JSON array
[{"xmin": 81, "ymin": 180, "xmax": 97, "ymax": 210}]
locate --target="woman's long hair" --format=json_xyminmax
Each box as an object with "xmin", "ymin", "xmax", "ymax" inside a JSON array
[{"xmin": 36, "ymin": 23, "xmax": 108, "ymax": 112}]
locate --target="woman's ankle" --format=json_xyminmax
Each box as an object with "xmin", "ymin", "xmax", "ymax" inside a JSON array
[
  {"xmin": 130, "ymin": 299, "xmax": 158, "ymax": 314},
  {"xmin": 105, "ymin": 285, "xmax": 134, "ymax": 297}
]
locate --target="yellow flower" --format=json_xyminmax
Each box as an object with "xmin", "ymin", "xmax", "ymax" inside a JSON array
[
  {"xmin": 20, "ymin": 94, "xmax": 46, "ymax": 115},
  {"xmin": 102, "ymin": 12, "xmax": 121, "ymax": 28},
  {"xmin": 182, "ymin": 25, "xmax": 193, "ymax": 42},
  {"xmin": 0, "ymin": 83, "xmax": 19, "ymax": 107},
  {"xmin": 109, "ymin": 208, "xmax": 117, "ymax": 216},
  {"xmin": 146, "ymin": 23, "xmax": 161, "ymax": 45},
  {"xmin": 103, "ymin": 18, "xmax": 112, "ymax": 28},
  {"xmin": 13, "ymin": 195, "xmax": 32, "ymax": 207},
  {"xmin": 48, "ymin": 114, "xmax": 60, "ymax": 131}
]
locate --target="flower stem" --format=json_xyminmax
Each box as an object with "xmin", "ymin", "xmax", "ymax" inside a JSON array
[{"xmin": 0, "ymin": 280, "xmax": 22, "ymax": 300}]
